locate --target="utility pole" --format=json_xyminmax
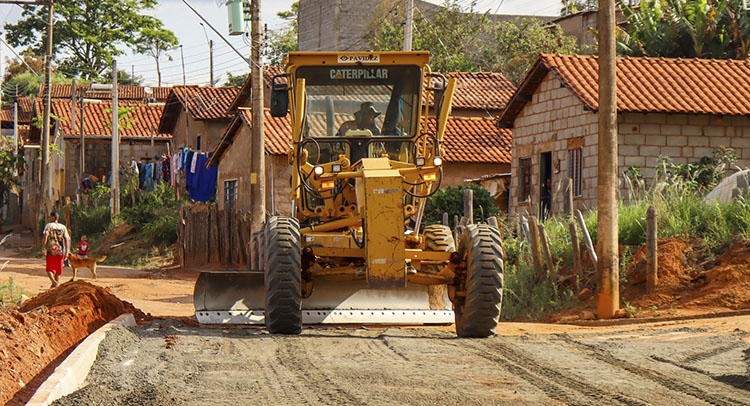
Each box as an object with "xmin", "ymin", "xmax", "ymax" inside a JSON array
[
  {"xmin": 111, "ymin": 60, "xmax": 120, "ymax": 217},
  {"xmin": 597, "ymin": 0, "xmax": 619, "ymax": 319},
  {"xmin": 250, "ymin": 0, "xmax": 265, "ymax": 235},
  {"xmin": 41, "ymin": 0, "xmax": 54, "ymax": 218},
  {"xmin": 209, "ymin": 40, "xmax": 214, "ymax": 86},
  {"xmin": 403, "ymin": 0, "xmax": 413, "ymax": 51},
  {"xmin": 200, "ymin": 23, "xmax": 214, "ymax": 86}
]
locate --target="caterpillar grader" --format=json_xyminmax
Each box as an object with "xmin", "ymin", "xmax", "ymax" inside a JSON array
[{"xmin": 194, "ymin": 51, "xmax": 504, "ymax": 337}]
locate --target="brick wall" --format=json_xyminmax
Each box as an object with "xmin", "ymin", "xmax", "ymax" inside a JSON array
[
  {"xmin": 510, "ymin": 72, "xmax": 750, "ymax": 217},
  {"xmin": 510, "ymin": 74, "xmax": 598, "ymax": 217}
]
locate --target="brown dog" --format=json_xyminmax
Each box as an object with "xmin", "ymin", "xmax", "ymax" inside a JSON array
[{"xmin": 67, "ymin": 252, "xmax": 107, "ymax": 281}]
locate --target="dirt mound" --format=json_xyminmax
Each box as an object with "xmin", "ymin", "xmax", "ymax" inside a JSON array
[
  {"xmin": 0, "ymin": 281, "xmax": 150, "ymax": 405},
  {"xmin": 548, "ymin": 238, "xmax": 750, "ymax": 322}
]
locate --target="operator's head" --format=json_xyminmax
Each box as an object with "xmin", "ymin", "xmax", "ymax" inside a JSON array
[
  {"xmin": 354, "ymin": 102, "xmax": 381, "ymax": 122},
  {"xmin": 49, "ymin": 211, "xmax": 58, "ymax": 221}
]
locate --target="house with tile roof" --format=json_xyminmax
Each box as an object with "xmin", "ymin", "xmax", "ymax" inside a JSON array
[
  {"xmin": 498, "ymin": 54, "xmax": 750, "ymax": 218},
  {"xmin": 158, "ymin": 85, "xmax": 240, "ymax": 153},
  {"xmin": 208, "ymin": 108, "xmax": 293, "ymax": 214},
  {"xmin": 49, "ymin": 99, "xmax": 172, "ymax": 198}
]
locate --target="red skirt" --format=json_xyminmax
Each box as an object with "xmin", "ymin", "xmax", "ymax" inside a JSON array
[{"xmin": 46, "ymin": 254, "xmax": 64, "ymax": 275}]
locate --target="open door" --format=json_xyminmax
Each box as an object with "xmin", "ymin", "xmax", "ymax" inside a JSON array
[{"xmin": 540, "ymin": 151, "xmax": 552, "ymax": 221}]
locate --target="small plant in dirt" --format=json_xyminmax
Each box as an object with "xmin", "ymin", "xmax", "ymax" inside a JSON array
[{"xmin": 0, "ymin": 277, "xmax": 23, "ymax": 309}]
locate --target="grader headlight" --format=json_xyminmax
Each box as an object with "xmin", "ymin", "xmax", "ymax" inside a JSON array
[
  {"xmin": 313, "ymin": 165, "xmax": 324, "ymax": 176},
  {"xmin": 433, "ymin": 156, "xmax": 443, "ymax": 167}
]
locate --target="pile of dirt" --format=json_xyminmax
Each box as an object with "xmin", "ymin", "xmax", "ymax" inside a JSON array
[
  {"xmin": 0, "ymin": 281, "xmax": 150, "ymax": 405},
  {"xmin": 547, "ymin": 238, "xmax": 750, "ymax": 322}
]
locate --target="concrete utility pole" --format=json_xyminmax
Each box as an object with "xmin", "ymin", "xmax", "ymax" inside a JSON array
[
  {"xmin": 596, "ymin": 0, "xmax": 619, "ymax": 319},
  {"xmin": 403, "ymin": 0, "xmax": 414, "ymax": 51},
  {"xmin": 111, "ymin": 60, "xmax": 120, "ymax": 217},
  {"xmin": 41, "ymin": 0, "xmax": 54, "ymax": 217},
  {"xmin": 250, "ymin": 0, "xmax": 265, "ymax": 235}
]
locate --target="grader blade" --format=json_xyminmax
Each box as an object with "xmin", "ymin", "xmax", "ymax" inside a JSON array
[{"xmin": 194, "ymin": 271, "xmax": 453, "ymax": 325}]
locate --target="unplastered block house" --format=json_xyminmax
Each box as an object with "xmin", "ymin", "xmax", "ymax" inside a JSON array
[
  {"xmin": 159, "ymin": 86, "xmax": 240, "ymax": 153},
  {"xmin": 498, "ymin": 54, "xmax": 750, "ymax": 218}
]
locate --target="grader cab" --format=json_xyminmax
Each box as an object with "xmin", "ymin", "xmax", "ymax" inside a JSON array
[{"xmin": 194, "ymin": 51, "xmax": 504, "ymax": 337}]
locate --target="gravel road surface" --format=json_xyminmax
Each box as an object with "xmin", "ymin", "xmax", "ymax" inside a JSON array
[{"xmin": 53, "ymin": 318, "xmax": 749, "ymax": 405}]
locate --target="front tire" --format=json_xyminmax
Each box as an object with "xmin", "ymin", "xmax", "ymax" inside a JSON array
[
  {"xmin": 263, "ymin": 216, "xmax": 302, "ymax": 334},
  {"xmin": 455, "ymin": 224, "xmax": 504, "ymax": 338}
]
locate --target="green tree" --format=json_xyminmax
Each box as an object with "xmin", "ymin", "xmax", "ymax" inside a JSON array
[
  {"xmin": 368, "ymin": 0, "xmax": 494, "ymax": 72},
  {"xmin": 0, "ymin": 136, "xmax": 24, "ymax": 211},
  {"xmin": 618, "ymin": 0, "xmax": 750, "ymax": 59},
  {"xmin": 223, "ymin": 72, "xmax": 248, "ymax": 87},
  {"xmin": 367, "ymin": 1, "xmax": 578, "ymax": 84},
  {"xmin": 3, "ymin": 0, "xmax": 173, "ymax": 80},
  {"xmin": 423, "ymin": 184, "xmax": 500, "ymax": 227},
  {"xmin": 489, "ymin": 18, "xmax": 579, "ymax": 85},
  {"xmin": 132, "ymin": 25, "xmax": 179, "ymax": 86},
  {"xmin": 266, "ymin": 1, "xmax": 298, "ymax": 65},
  {"xmin": 560, "ymin": 0, "xmax": 599, "ymax": 16}
]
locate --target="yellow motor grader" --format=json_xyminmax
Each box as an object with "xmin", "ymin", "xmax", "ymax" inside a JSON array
[{"xmin": 194, "ymin": 51, "xmax": 504, "ymax": 337}]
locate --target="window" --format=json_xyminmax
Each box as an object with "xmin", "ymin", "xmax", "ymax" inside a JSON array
[
  {"xmin": 224, "ymin": 179, "xmax": 238, "ymax": 211},
  {"xmin": 518, "ymin": 157, "xmax": 531, "ymax": 202},
  {"xmin": 568, "ymin": 148, "xmax": 582, "ymax": 197}
]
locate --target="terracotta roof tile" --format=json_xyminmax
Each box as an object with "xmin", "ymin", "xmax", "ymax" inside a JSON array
[
  {"xmin": 517, "ymin": 54, "xmax": 750, "ymax": 122},
  {"xmin": 211, "ymin": 112, "xmax": 511, "ymax": 165},
  {"xmin": 169, "ymin": 86, "xmax": 240, "ymax": 120},
  {"xmin": 428, "ymin": 117, "xmax": 512, "ymax": 164},
  {"xmin": 447, "ymin": 71, "xmax": 515, "ymax": 111},
  {"xmin": 50, "ymin": 99, "xmax": 170, "ymax": 139},
  {"xmin": 0, "ymin": 96, "xmax": 35, "ymax": 125},
  {"xmin": 40, "ymin": 84, "xmax": 171, "ymax": 102}
]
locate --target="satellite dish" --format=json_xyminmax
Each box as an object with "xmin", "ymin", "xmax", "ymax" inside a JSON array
[{"xmin": 144, "ymin": 86, "xmax": 153, "ymax": 94}]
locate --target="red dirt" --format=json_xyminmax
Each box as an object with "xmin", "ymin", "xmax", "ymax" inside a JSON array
[
  {"xmin": 546, "ymin": 238, "xmax": 750, "ymax": 322},
  {"xmin": 0, "ymin": 281, "xmax": 150, "ymax": 405}
]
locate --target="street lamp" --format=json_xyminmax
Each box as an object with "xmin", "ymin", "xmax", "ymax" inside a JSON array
[{"xmin": 199, "ymin": 23, "xmax": 214, "ymax": 87}]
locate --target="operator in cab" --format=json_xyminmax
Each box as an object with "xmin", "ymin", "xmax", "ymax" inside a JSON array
[{"xmin": 336, "ymin": 102, "xmax": 381, "ymax": 136}]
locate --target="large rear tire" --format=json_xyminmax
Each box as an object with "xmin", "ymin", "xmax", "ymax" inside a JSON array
[
  {"xmin": 423, "ymin": 225, "xmax": 455, "ymax": 310},
  {"xmin": 455, "ymin": 224, "xmax": 504, "ymax": 338},
  {"xmin": 263, "ymin": 216, "xmax": 302, "ymax": 334}
]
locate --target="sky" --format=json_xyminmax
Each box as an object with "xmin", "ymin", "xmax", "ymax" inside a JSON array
[{"xmin": 0, "ymin": 0, "xmax": 561, "ymax": 88}]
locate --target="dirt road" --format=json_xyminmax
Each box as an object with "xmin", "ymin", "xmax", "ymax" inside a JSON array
[
  {"xmin": 2, "ymin": 229, "xmax": 748, "ymax": 405},
  {"xmin": 52, "ymin": 317, "xmax": 749, "ymax": 405}
]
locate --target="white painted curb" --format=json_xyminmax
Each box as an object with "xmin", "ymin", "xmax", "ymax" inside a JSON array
[{"xmin": 26, "ymin": 313, "xmax": 136, "ymax": 406}]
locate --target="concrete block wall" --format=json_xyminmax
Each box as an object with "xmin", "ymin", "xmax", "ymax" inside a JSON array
[
  {"xmin": 510, "ymin": 71, "xmax": 750, "ymax": 217},
  {"xmin": 510, "ymin": 74, "xmax": 598, "ymax": 217},
  {"xmin": 618, "ymin": 113, "xmax": 750, "ymax": 184}
]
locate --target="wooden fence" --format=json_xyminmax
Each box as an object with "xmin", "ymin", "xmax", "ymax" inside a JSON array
[{"xmin": 177, "ymin": 205, "xmax": 253, "ymax": 268}]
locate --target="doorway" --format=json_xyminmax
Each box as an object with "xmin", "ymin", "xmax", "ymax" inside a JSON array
[{"xmin": 540, "ymin": 151, "xmax": 552, "ymax": 221}]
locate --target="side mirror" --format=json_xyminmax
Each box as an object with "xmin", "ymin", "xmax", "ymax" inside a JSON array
[{"xmin": 270, "ymin": 75, "xmax": 289, "ymax": 117}]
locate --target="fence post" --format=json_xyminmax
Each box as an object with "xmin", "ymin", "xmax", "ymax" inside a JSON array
[
  {"xmin": 529, "ymin": 216, "xmax": 544, "ymax": 281},
  {"xmin": 463, "ymin": 188, "xmax": 473, "ymax": 225},
  {"xmin": 576, "ymin": 209, "xmax": 597, "ymax": 267},
  {"xmin": 538, "ymin": 223, "xmax": 554, "ymax": 279},
  {"xmin": 569, "ymin": 219, "xmax": 582, "ymax": 276},
  {"xmin": 646, "ymin": 205, "xmax": 658, "ymax": 293}
]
